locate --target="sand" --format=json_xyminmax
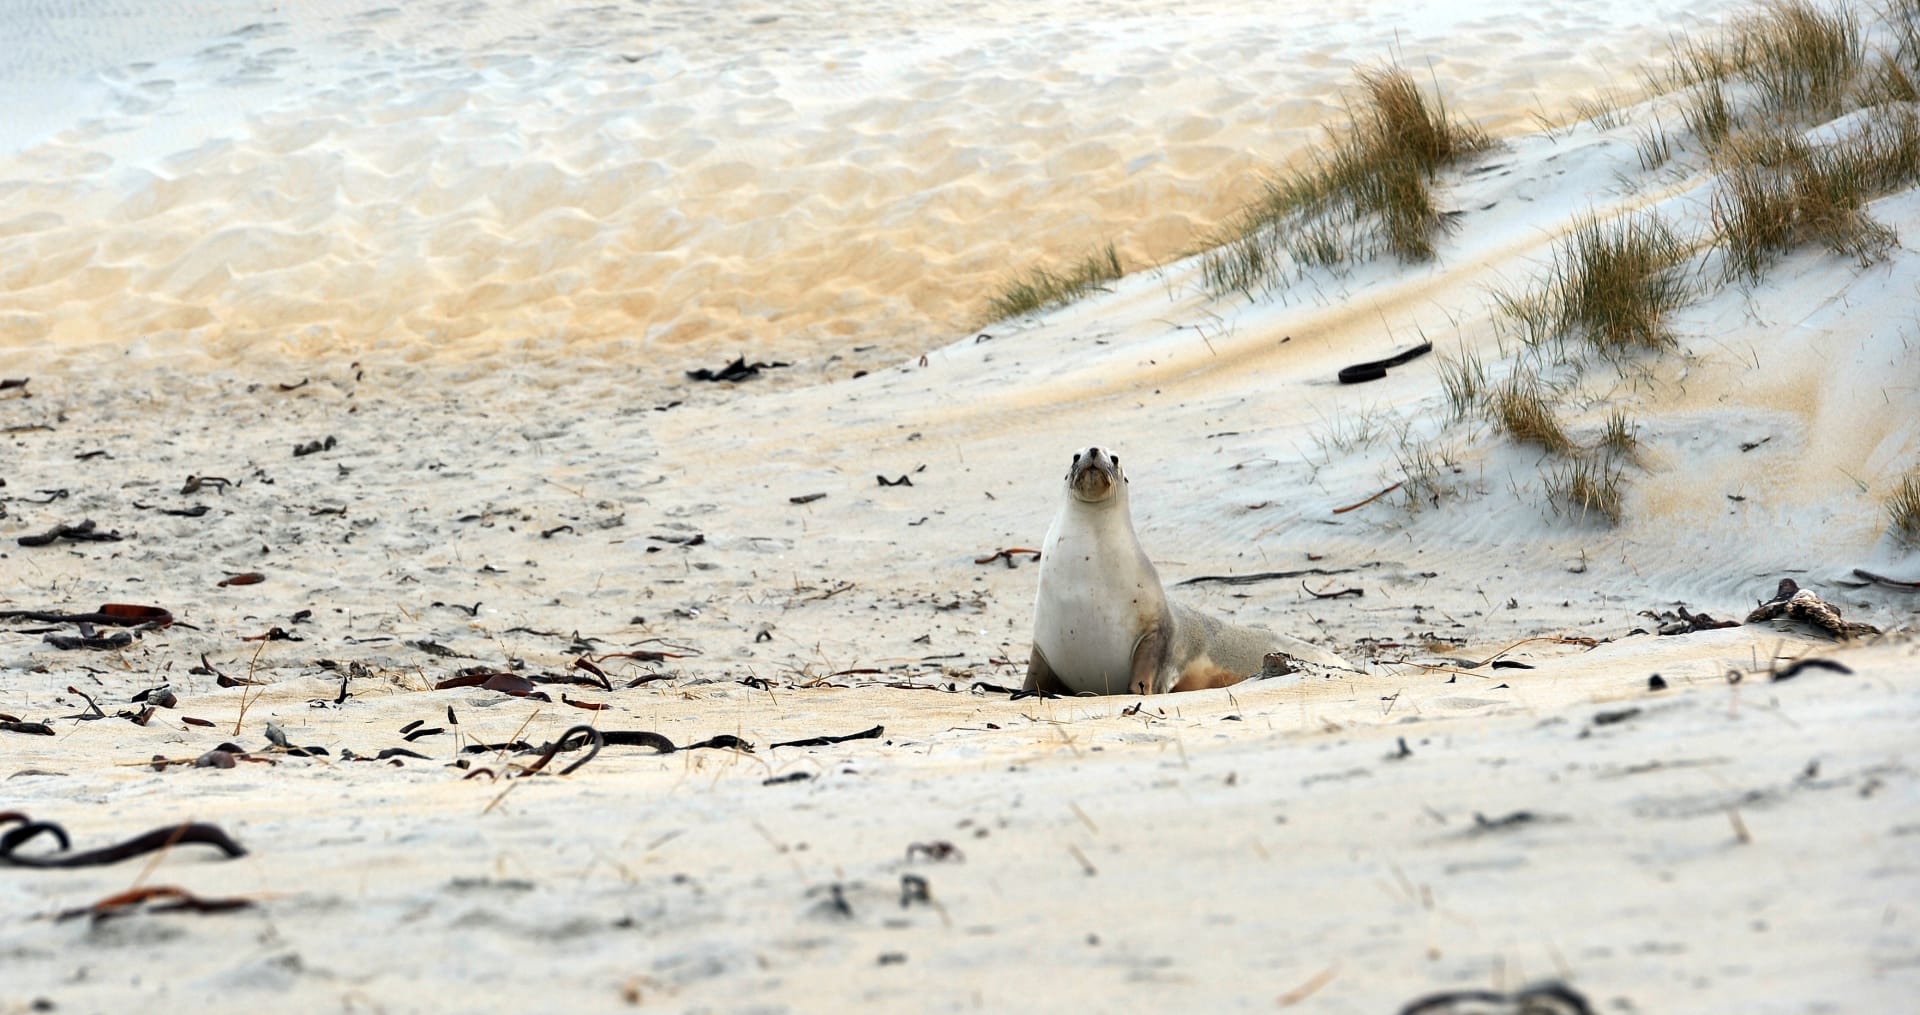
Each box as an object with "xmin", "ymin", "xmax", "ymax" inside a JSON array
[{"xmin": 4, "ymin": 0, "xmax": 1920, "ymax": 1011}]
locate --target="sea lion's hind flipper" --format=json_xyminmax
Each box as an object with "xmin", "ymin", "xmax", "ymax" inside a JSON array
[{"xmin": 1024, "ymin": 645, "xmax": 1070, "ymax": 695}]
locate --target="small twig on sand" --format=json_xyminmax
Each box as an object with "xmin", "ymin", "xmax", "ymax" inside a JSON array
[
  {"xmin": 232, "ymin": 640, "xmax": 270, "ymax": 736},
  {"xmin": 1331, "ymin": 481, "xmax": 1403, "ymax": 515}
]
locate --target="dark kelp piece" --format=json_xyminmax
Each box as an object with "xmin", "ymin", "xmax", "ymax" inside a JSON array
[
  {"xmin": 685, "ymin": 356, "xmax": 791, "ymax": 382},
  {"xmin": 0, "ymin": 815, "xmax": 246, "ymax": 869},
  {"xmin": 1337, "ymin": 340, "xmax": 1433, "ymax": 384},
  {"xmin": 17, "ymin": 519, "xmax": 125, "ymax": 547},
  {"xmin": 45, "ymin": 628, "xmax": 133, "ymax": 650},
  {"xmin": 1772, "ymin": 657, "xmax": 1853, "ymax": 682},
  {"xmin": 1852, "ymin": 568, "xmax": 1920, "ymax": 590},
  {"xmin": 772, "ymin": 725, "xmax": 884, "ymax": 749},
  {"xmin": 0, "ymin": 603, "xmax": 173, "ymax": 628}
]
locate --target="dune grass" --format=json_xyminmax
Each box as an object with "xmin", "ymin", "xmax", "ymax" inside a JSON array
[
  {"xmin": 1599, "ymin": 408, "xmax": 1640, "ymax": 459},
  {"xmin": 1890, "ymin": 471, "xmax": 1920, "ymax": 543},
  {"xmin": 1494, "ymin": 213, "xmax": 1694, "ymax": 354},
  {"xmin": 987, "ymin": 244, "xmax": 1124, "ymax": 320},
  {"xmin": 1546, "ymin": 455, "xmax": 1627, "ymax": 524},
  {"xmin": 1394, "ymin": 436, "xmax": 1462, "ymax": 511},
  {"xmin": 1436, "ymin": 349, "xmax": 1489, "ymax": 421},
  {"xmin": 1200, "ymin": 63, "xmax": 1489, "ymax": 297},
  {"xmin": 1490, "ymin": 372, "xmax": 1574, "ymax": 455},
  {"xmin": 1712, "ymin": 107, "xmax": 1919, "ymax": 281}
]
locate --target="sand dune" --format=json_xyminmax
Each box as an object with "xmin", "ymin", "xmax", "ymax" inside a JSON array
[{"xmin": 2, "ymin": 0, "xmax": 1719, "ymax": 379}]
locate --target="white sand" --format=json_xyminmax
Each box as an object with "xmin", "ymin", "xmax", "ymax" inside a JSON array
[{"xmin": 4, "ymin": 0, "xmax": 1920, "ymax": 1010}]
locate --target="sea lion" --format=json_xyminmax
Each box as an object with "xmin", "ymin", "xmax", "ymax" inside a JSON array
[{"xmin": 1026, "ymin": 446, "xmax": 1344, "ymax": 695}]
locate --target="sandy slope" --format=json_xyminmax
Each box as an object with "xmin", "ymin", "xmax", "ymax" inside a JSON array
[{"xmin": 4, "ymin": 0, "xmax": 1920, "ymax": 1011}]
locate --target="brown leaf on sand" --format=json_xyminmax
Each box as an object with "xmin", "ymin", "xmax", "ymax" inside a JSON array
[
  {"xmin": 434, "ymin": 671, "xmax": 552, "ymax": 701},
  {"xmin": 217, "ymin": 572, "xmax": 265, "ymax": 587}
]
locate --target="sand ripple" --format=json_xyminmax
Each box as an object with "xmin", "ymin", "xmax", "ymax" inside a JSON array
[{"xmin": 0, "ymin": 0, "xmax": 1719, "ymax": 375}]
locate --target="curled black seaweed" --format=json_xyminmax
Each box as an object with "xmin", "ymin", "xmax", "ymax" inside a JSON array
[{"xmin": 0, "ymin": 816, "xmax": 246, "ymax": 869}]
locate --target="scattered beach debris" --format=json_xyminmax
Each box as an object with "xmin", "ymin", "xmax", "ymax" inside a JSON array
[
  {"xmin": 1397, "ymin": 980, "xmax": 1595, "ymax": 1015},
  {"xmin": 1638, "ymin": 605, "xmax": 1739, "ymax": 635},
  {"xmin": 1591, "ymin": 707, "xmax": 1641, "ymax": 727},
  {"xmin": 974, "ymin": 547, "xmax": 1041, "ymax": 567},
  {"xmin": 1, "ymin": 719, "xmax": 55, "ymax": 737},
  {"xmin": 218, "ymin": 571, "xmax": 266, "ymax": 587},
  {"xmin": 15, "ymin": 519, "xmax": 123, "ymax": 547},
  {"xmin": 1849, "ymin": 568, "xmax": 1920, "ymax": 591},
  {"xmin": 292, "ymin": 435, "xmax": 337, "ymax": 457},
  {"xmin": 57, "ymin": 885, "xmax": 256, "ymax": 923},
  {"xmin": 789, "ymin": 492, "xmax": 826, "ymax": 505},
  {"xmin": 772, "ymin": 725, "xmax": 883, "ymax": 749},
  {"xmin": 0, "ymin": 813, "xmax": 248, "ymax": 869},
  {"xmin": 1469, "ymin": 810, "xmax": 1559, "ymax": 833},
  {"xmin": 899, "ymin": 873, "xmax": 931, "ymax": 907},
  {"xmin": 1771, "ymin": 657, "xmax": 1853, "ymax": 682},
  {"xmin": 435, "ymin": 670, "xmax": 550, "ymax": 700},
  {"xmin": 0, "ymin": 377, "xmax": 28, "ymax": 394},
  {"xmin": 43, "ymin": 628, "xmax": 133, "ymax": 651},
  {"xmin": 877, "ymin": 474, "xmax": 912, "ymax": 487},
  {"xmin": 686, "ymin": 356, "xmax": 791, "ymax": 382},
  {"xmin": 1337, "ymin": 340, "xmax": 1433, "ymax": 384},
  {"xmin": 1745, "ymin": 579, "xmax": 1880, "ymax": 640},
  {"xmin": 134, "ymin": 502, "xmax": 211, "ymax": 517},
  {"xmin": 1648, "ymin": 674, "xmax": 1668, "ymax": 691},
  {"xmin": 1331, "ymin": 480, "xmax": 1403, "ymax": 514},
  {"xmin": 0, "ymin": 603, "xmax": 173, "ymax": 629},
  {"xmin": 179, "ymin": 474, "xmax": 232, "ymax": 494},
  {"xmin": 907, "ymin": 841, "xmax": 964, "ymax": 862},
  {"xmin": 1178, "ymin": 565, "xmax": 1364, "ymax": 586},
  {"xmin": 1302, "ymin": 579, "xmax": 1362, "ymax": 599}
]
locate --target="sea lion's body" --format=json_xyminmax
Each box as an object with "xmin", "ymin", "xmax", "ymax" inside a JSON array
[{"xmin": 1026, "ymin": 446, "xmax": 1341, "ymax": 696}]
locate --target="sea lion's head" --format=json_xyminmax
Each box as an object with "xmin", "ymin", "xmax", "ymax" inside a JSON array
[{"xmin": 1065, "ymin": 446, "xmax": 1126, "ymax": 504}]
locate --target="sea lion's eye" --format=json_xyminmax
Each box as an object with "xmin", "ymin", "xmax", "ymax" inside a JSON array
[{"xmin": 1111, "ymin": 455, "xmax": 1120, "ymax": 469}]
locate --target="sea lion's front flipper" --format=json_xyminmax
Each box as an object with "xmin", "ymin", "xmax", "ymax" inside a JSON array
[
  {"xmin": 1129, "ymin": 626, "xmax": 1166, "ymax": 695},
  {"xmin": 1024, "ymin": 645, "xmax": 1071, "ymax": 695}
]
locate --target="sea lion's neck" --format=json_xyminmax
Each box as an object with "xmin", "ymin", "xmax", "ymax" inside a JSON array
[{"xmin": 1051, "ymin": 492, "xmax": 1140, "ymax": 551}]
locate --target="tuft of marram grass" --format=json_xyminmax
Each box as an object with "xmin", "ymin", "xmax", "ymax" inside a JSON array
[
  {"xmin": 1598, "ymin": 408, "xmax": 1640, "ymax": 459},
  {"xmin": 1735, "ymin": 0, "xmax": 1863, "ymax": 118},
  {"xmin": 987, "ymin": 244, "xmax": 1124, "ymax": 320},
  {"xmin": 1436, "ymin": 349, "xmax": 1489, "ymax": 421},
  {"xmin": 1200, "ymin": 63, "xmax": 1489, "ymax": 296},
  {"xmin": 1636, "ymin": 117, "xmax": 1675, "ymax": 170},
  {"xmin": 1491, "ymin": 372, "xmax": 1574, "ymax": 455},
  {"xmin": 1558, "ymin": 214, "xmax": 1694, "ymax": 351},
  {"xmin": 1890, "ymin": 471, "xmax": 1920, "ymax": 543},
  {"xmin": 1712, "ymin": 107, "xmax": 1919, "ymax": 282},
  {"xmin": 1662, "ymin": 0, "xmax": 1875, "ymax": 152},
  {"xmin": 1547, "ymin": 455, "xmax": 1626, "ymax": 524},
  {"xmin": 1495, "ymin": 213, "xmax": 1693, "ymax": 354},
  {"xmin": 1395, "ymin": 438, "xmax": 1461, "ymax": 512}
]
